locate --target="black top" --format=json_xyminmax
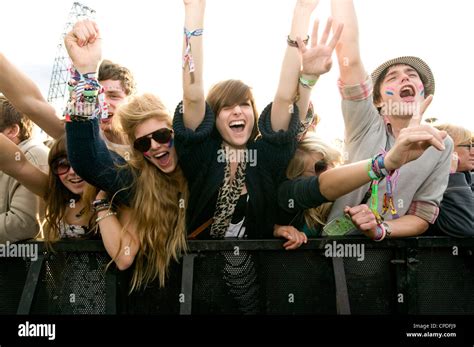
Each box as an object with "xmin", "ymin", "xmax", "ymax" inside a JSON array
[
  {"xmin": 66, "ymin": 118, "xmax": 134, "ymax": 206},
  {"xmin": 429, "ymin": 171, "xmax": 474, "ymax": 237},
  {"xmin": 276, "ymin": 176, "xmax": 330, "ymax": 232},
  {"xmin": 173, "ymin": 101, "xmax": 300, "ymax": 239}
]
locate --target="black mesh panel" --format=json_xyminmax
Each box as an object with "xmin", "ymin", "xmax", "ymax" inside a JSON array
[
  {"xmin": 415, "ymin": 247, "xmax": 474, "ymax": 314},
  {"xmin": 30, "ymin": 252, "xmax": 108, "ymax": 314}
]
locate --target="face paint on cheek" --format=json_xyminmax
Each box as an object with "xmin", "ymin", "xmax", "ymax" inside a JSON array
[
  {"xmin": 143, "ymin": 152, "xmax": 151, "ymax": 158},
  {"xmin": 385, "ymin": 88, "xmax": 395, "ymax": 96},
  {"xmin": 418, "ymin": 84, "xmax": 425, "ymax": 96},
  {"xmin": 167, "ymin": 138, "xmax": 174, "ymax": 148}
]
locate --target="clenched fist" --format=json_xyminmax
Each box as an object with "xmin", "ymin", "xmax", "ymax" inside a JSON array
[{"xmin": 64, "ymin": 20, "xmax": 102, "ymax": 75}]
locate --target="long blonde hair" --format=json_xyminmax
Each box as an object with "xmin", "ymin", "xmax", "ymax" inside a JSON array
[
  {"xmin": 114, "ymin": 93, "xmax": 188, "ymax": 291},
  {"xmin": 286, "ymin": 133, "xmax": 343, "ymax": 230}
]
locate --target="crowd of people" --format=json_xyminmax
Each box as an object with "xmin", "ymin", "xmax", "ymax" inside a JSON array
[{"xmin": 0, "ymin": 0, "xmax": 472, "ymax": 306}]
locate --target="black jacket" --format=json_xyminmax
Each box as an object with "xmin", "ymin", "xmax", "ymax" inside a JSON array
[
  {"xmin": 66, "ymin": 119, "xmax": 134, "ymax": 206},
  {"xmin": 276, "ymin": 176, "xmax": 330, "ymax": 232},
  {"xmin": 173, "ymin": 101, "xmax": 299, "ymax": 239},
  {"xmin": 431, "ymin": 172, "xmax": 474, "ymax": 237}
]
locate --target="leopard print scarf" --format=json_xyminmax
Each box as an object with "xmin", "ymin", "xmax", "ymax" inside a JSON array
[{"xmin": 210, "ymin": 145, "xmax": 247, "ymax": 239}]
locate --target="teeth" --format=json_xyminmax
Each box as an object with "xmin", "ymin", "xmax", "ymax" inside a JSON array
[
  {"xmin": 155, "ymin": 152, "xmax": 168, "ymax": 158},
  {"xmin": 70, "ymin": 179, "xmax": 83, "ymax": 184},
  {"xmin": 230, "ymin": 120, "xmax": 245, "ymax": 127}
]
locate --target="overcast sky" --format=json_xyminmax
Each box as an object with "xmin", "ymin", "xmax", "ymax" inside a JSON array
[{"xmin": 1, "ymin": 0, "xmax": 473, "ymax": 141}]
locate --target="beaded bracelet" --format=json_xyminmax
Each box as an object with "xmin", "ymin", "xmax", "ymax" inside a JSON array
[
  {"xmin": 95, "ymin": 211, "xmax": 117, "ymax": 223},
  {"xmin": 92, "ymin": 198, "xmax": 109, "ymax": 208},
  {"xmin": 94, "ymin": 204, "xmax": 112, "ymax": 213}
]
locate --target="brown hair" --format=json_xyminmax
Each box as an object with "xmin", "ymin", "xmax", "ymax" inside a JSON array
[
  {"xmin": 373, "ymin": 63, "xmax": 424, "ymax": 106},
  {"xmin": 114, "ymin": 93, "xmax": 188, "ymax": 291},
  {"xmin": 98, "ymin": 60, "xmax": 136, "ymax": 96},
  {"xmin": 42, "ymin": 135, "xmax": 94, "ymax": 245},
  {"xmin": 0, "ymin": 95, "xmax": 33, "ymax": 142},
  {"xmin": 206, "ymin": 79, "xmax": 260, "ymax": 142}
]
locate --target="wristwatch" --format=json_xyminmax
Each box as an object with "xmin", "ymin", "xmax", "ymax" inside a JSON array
[{"xmin": 382, "ymin": 222, "xmax": 392, "ymax": 238}]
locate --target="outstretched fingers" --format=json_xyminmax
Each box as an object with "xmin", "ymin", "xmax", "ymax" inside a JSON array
[
  {"xmin": 310, "ymin": 19, "xmax": 320, "ymax": 49},
  {"xmin": 319, "ymin": 17, "xmax": 333, "ymax": 46},
  {"xmin": 328, "ymin": 22, "xmax": 344, "ymax": 51}
]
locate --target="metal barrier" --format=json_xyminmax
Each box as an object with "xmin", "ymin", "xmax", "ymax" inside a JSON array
[{"xmin": 1, "ymin": 237, "xmax": 473, "ymax": 315}]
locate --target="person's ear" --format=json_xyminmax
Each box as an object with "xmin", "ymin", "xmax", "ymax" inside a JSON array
[{"xmin": 2, "ymin": 124, "xmax": 20, "ymax": 141}]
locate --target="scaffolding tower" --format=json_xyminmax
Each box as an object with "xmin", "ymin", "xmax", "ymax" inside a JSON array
[{"xmin": 47, "ymin": 2, "xmax": 95, "ymax": 107}]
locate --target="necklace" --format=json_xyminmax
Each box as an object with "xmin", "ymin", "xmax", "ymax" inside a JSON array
[{"xmin": 75, "ymin": 207, "xmax": 87, "ymax": 219}]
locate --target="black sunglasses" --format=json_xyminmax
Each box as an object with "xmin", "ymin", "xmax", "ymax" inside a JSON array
[
  {"xmin": 51, "ymin": 157, "xmax": 72, "ymax": 176},
  {"xmin": 133, "ymin": 128, "xmax": 173, "ymax": 153},
  {"xmin": 314, "ymin": 160, "xmax": 328, "ymax": 175}
]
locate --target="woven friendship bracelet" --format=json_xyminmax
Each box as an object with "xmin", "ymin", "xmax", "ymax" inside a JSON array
[
  {"xmin": 64, "ymin": 66, "xmax": 108, "ymax": 121},
  {"xmin": 299, "ymin": 75, "xmax": 319, "ymax": 89},
  {"xmin": 183, "ymin": 27, "xmax": 204, "ymax": 73}
]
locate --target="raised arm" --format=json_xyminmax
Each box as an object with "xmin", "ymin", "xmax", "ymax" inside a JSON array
[
  {"xmin": 272, "ymin": 1, "xmax": 343, "ymax": 131},
  {"xmin": 0, "ymin": 133, "xmax": 48, "ymax": 198},
  {"xmin": 271, "ymin": 0, "xmax": 319, "ymax": 131},
  {"xmin": 0, "ymin": 53, "xmax": 63, "ymax": 139},
  {"xmin": 296, "ymin": 18, "xmax": 343, "ymax": 121},
  {"xmin": 182, "ymin": 0, "xmax": 206, "ymax": 130},
  {"xmin": 64, "ymin": 20, "xmax": 133, "ymax": 206},
  {"xmin": 331, "ymin": 0, "xmax": 366, "ymax": 85}
]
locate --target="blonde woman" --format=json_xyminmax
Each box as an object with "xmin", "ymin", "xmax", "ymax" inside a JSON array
[
  {"xmin": 275, "ymin": 133, "xmax": 343, "ymax": 246},
  {"xmin": 430, "ymin": 124, "xmax": 473, "ymax": 237},
  {"xmin": 63, "ymin": 21, "xmax": 187, "ymax": 292}
]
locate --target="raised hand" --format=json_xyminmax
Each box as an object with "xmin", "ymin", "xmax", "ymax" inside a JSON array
[
  {"xmin": 384, "ymin": 95, "xmax": 448, "ymax": 171},
  {"xmin": 296, "ymin": 0, "xmax": 320, "ymax": 12},
  {"xmin": 64, "ymin": 20, "xmax": 102, "ymax": 74},
  {"xmin": 183, "ymin": 0, "xmax": 205, "ymax": 5},
  {"xmin": 296, "ymin": 18, "xmax": 344, "ymax": 76}
]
